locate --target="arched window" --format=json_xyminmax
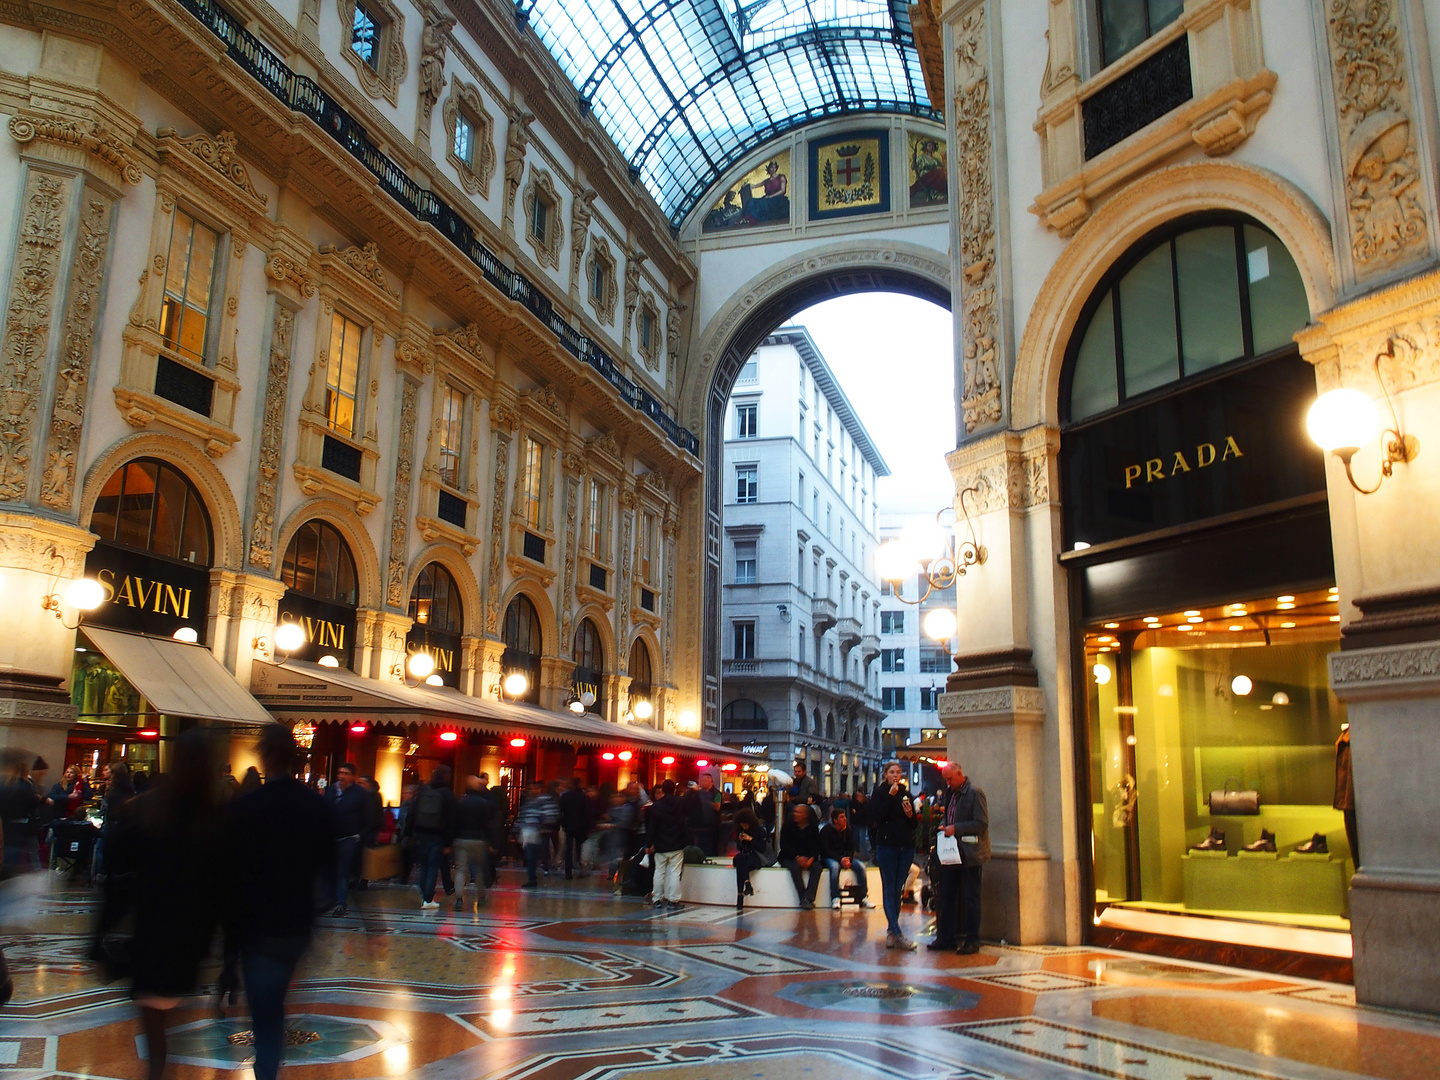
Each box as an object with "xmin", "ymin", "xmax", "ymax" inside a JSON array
[
  {"xmin": 796, "ymin": 702, "xmax": 807, "ymax": 730},
  {"xmin": 628, "ymin": 639, "xmax": 653, "ymax": 693},
  {"xmin": 91, "ymin": 458, "xmax": 212, "ymax": 565},
  {"xmin": 501, "ymin": 594, "xmax": 543, "ymax": 703},
  {"xmin": 812, "ymin": 707, "xmax": 822, "ymax": 735},
  {"xmin": 1064, "ymin": 217, "xmax": 1309, "ymax": 424},
  {"xmin": 722, "ymin": 699, "xmax": 768, "ymax": 730},
  {"xmin": 574, "ymin": 619, "xmax": 604, "ymax": 674},
  {"xmin": 409, "ymin": 563, "xmax": 462, "ymax": 634},
  {"xmin": 826, "ymin": 712, "xmax": 836, "ymax": 740},
  {"xmin": 281, "ymin": 520, "xmax": 357, "ymax": 605}
]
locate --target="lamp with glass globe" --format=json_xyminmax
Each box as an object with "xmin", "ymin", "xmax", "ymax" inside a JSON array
[
  {"xmin": 1306, "ymin": 338, "xmax": 1418, "ymax": 493},
  {"xmin": 874, "ymin": 492, "xmax": 987, "ymax": 605}
]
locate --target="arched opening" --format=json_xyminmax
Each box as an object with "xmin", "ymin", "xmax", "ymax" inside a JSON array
[
  {"xmin": 408, "ymin": 562, "xmax": 463, "ymax": 688},
  {"xmin": 279, "ymin": 520, "xmax": 359, "ymax": 668},
  {"xmin": 571, "ymin": 618, "xmax": 605, "ymax": 715},
  {"xmin": 1061, "ymin": 214, "xmax": 1346, "ymax": 939},
  {"xmin": 627, "ymin": 638, "xmax": 654, "ymax": 718},
  {"xmin": 501, "ymin": 594, "xmax": 543, "ymax": 705},
  {"xmin": 721, "ymin": 698, "xmax": 768, "ymax": 731}
]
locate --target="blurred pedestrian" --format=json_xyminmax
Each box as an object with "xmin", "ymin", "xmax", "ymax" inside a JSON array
[
  {"xmin": 321, "ymin": 763, "xmax": 366, "ymax": 916},
  {"xmin": 94, "ymin": 729, "xmax": 224, "ymax": 1080},
  {"xmin": 646, "ymin": 779, "xmax": 687, "ymax": 911},
  {"xmin": 558, "ymin": 777, "xmax": 591, "ymax": 879},
  {"xmin": 406, "ymin": 766, "xmax": 455, "ymax": 910},
  {"xmin": 0, "ymin": 750, "xmax": 41, "ymax": 873},
  {"xmin": 239, "ymin": 767, "xmax": 262, "ymax": 796},
  {"xmin": 452, "ymin": 775, "xmax": 492, "ymax": 910}
]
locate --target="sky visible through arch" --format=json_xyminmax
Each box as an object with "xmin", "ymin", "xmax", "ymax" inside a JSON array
[{"xmin": 789, "ymin": 292, "xmax": 955, "ymax": 518}]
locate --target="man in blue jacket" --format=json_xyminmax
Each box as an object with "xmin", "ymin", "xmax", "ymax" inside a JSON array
[{"xmin": 322, "ymin": 762, "xmax": 367, "ymax": 916}]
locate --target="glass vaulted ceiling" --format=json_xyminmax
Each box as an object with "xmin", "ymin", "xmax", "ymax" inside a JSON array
[{"xmin": 518, "ymin": 0, "xmax": 939, "ymax": 227}]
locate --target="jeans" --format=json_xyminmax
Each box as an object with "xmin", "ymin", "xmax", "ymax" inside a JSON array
[
  {"xmin": 453, "ymin": 839, "xmax": 488, "ymax": 904},
  {"xmin": 414, "ymin": 833, "xmax": 446, "ymax": 903},
  {"xmin": 934, "ymin": 863, "xmax": 983, "ymax": 946},
  {"xmin": 563, "ymin": 831, "xmax": 585, "ymax": 877},
  {"xmin": 241, "ymin": 945, "xmax": 303, "ymax": 1080},
  {"xmin": 523, "ymin": 841, "xmax": 542, "ymax": 884},
  {"xmin": 874, "ymin": 845, "xmax": 911, "ymax": 936},
  {"xmin": 327, "ymin": 836, "xmax": 360, "ymax": 911},
  {"xmin": 825, "ymin": 858, "xmax": 868, "ymax": 902},
  {"xmin": 780, "ymin": 857, "xmax": 822, "ymax": 904},
  {"xmin": 653, "ymin": 849, "xmax": 684, "ymax": 902}
]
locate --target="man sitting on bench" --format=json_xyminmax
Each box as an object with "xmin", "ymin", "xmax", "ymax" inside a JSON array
[{"xmin": 821, "ymin": 807, "xmax": 874, "ymax": 910}]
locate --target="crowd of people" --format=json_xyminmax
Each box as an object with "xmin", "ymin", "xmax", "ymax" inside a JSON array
[{"xmin": 0, "ymin": 736, "xmax": 989, "ymax": 1078}]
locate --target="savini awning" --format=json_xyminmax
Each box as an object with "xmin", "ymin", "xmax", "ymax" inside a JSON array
[
  {"xmin": 82, "ymin": 626, "xmax": 274, "ymax": 726},
  {"xmin": 250, "ymin": 659, "xmax": 760, "ymax": 760}
]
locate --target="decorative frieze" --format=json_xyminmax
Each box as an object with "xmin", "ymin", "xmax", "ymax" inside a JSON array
[
  {"xmin": 385, "ymin": 379, "xmax": 419, "ymax": 609},
  {"xmin": 7, "ymin": 113, "xmax": 142, "ymax": 187},
  {"xmin": 485, "ymin": 426, "xmax": 511, "ymax": 634},
  {"xmin": 1330, "ymin": 640, "xmax": 1440, "ymax": 694},
  {"xmin": 939, "ymin": 684, "xmax": 1047, "ymax": 721},
  {"xmin": 947, "ymin": 428, "xmax": 1056, "ymax": 514},
  {"xmin": 248, "ymin": 304, "xmax": 296, "ymax": 571}
]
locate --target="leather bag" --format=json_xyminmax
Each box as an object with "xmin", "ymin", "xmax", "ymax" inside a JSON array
[{"xmin": 1208, "ymin": 777, "xmax": 1260, "ymax": 816}]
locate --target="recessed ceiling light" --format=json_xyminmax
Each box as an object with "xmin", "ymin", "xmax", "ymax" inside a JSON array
[
  {"xmin": 1104, "ymin": 622, "xmax": 1119, "ymax": 629},
  {"xmin": 1229, "ymin": 624, "xmax": 1244, "ymax": 631},
  {"xmin": 1097, "ymin": 636, "xmax": 1115, "ymax": 643},
  {"xmin": 1183, "ymin": 610, "xmax": 1200, "ymax": 617},
  {"xmin": 1143, "ymin": 616, "xmax": 1160, "ymax": 623},
  {"xmin": 1277, "ymin": 602, "xmax": 1295, "ymax": 610},
  {"xmin": 1281, "ymin": 621, "xmax": 1296, "ymax": 628},
  {"xmin": 1277, "ymin": 595, "xmax": 1295, "ymax": 603},
  {"xmin": 1099, "ymin": 646, "xmax": 1112, "ymax": 652},
  {"xmin": 1187, "ymin": 616, "xmax": 1203, "ymax": 623},
  {"xmin": 1330, "ymin": 615, "xmax": 1341, "ymax": 622}
]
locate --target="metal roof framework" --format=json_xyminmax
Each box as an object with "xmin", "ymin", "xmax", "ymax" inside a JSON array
[{"xmin": 517, "ymin": 0, "xmax": 940, "ymax": 227}]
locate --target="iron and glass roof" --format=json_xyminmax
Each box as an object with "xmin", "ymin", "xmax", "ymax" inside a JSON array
[{"xmin": 518, "ymin": 0, "xmax": 940, "ymax": 227}]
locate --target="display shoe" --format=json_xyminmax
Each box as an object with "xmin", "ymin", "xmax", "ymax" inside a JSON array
[
  {"xmin": 1190, "ymin": 829, "xmax": 1226, "ymax": 852},
  {"xmin": 1294, "ymin": 832, "xmax": 1329, "ymax": 854},
  {"xmin": 1243, "ymin": 829, "xmax": 1277, "ymax": 853}
]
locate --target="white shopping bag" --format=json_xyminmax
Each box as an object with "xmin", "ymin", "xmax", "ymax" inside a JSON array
[
  {"xmin": 638, "ymin": 852, "xmax": 652, "ymax": 869},
  {"xmin": 936, "ymin": 831, "xmax": 963, "ymax": 866}
]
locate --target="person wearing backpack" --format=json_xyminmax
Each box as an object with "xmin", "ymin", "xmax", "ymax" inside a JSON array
[{"xmin": 406, "ymin": 766, "xmax": 456, "ymax": 910}]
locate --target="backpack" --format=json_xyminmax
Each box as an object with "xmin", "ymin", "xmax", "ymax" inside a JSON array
[{"xmin": 414, "ymin": 785, "xmax": 445, "ymax": 831}]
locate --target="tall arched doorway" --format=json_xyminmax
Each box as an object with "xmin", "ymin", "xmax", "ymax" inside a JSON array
[
  {"xmin": 278, "ymin": 520, "xmax": 359, "ymax": 668},
  {"xmin": 501, "ymin": 594, "xmax": 543, "ymax": 705},
  {"xmin": 408, "ymin": 562, "xmax": 463, "ymax": 688}
]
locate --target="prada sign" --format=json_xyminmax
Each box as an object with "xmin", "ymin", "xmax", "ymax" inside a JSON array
[
  {"xmin": 1060, "ymin": 354, "xmax": 1327, "ymax": 546},
  {"xmin": 277, "ymin": 592, "xmax": 357, "ymax": 668},
  {"xmin": 83, "ymin": 542, "xmax": 210, "ymax": 642}
]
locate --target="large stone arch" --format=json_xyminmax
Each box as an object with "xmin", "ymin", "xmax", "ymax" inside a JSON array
[
  {"xmin": 496, "ymin": 578, "xmax": 557, "ymax": 656},
  {"xmin": 80, "ymin": 433, "xmax": 246, "ymax": 571},
  {"xmin": 570, "ymin": 603, "xmax": 617, "ymax": 672},
  {"xmin": 682, "ymin": 238, "xmax": 952, "ymax": 733},
  {"xmin": 273, "ymin": 498, "xmax": 384, "ymax": 611},
  {"xmin": 404, "ymin": 543, "xmax": 484, "ymax": 638},
  {"xmin": 1011, "ymin": 161, "xmax": 1337, "ymax": 431},
  {"xmin": 625, "ymin": 626, "xmax": 661, "ymax": 679}
]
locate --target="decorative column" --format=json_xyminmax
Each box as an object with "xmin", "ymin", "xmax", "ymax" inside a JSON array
[
  {"xmin": 356, "ymin": 609, "xmax": 414, "ymax": 683},
  {"xmin": 211, "ymin": 571, "xmax": 288, "ymax": 690}
]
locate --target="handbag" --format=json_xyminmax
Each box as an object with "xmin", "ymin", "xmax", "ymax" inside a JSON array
[
  {"xmin": 936, "ymin": 830, "xmax": 963, "ymax": 865},
  {"xmin": 1208, "ymin": 776, "xmax": 1260, "ymax": 816}
]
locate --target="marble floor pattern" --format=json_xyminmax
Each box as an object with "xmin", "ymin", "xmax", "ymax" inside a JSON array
[{"xmin": 2, "ymin": 870, "xmax": 1437, "ymax": 1080}]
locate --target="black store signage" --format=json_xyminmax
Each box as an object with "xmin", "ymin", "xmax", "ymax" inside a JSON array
[
  {"xmin": 83, "ymin": 542, "xmax": 211, "ymax": 642},
  {"xmin": 406, "ymin": 626, "xmax": 461, "ymax": 688},
  {"xmin": 277, "ymin": 592, "xmax": 357, "ymax": 668},
  {"xmin": 571, "ymin": 665, "xmax": 603, "ymax": 713},
  {"xmin": 1060, "ymin": 354, "xmax": 1327, "ymax": 547}
]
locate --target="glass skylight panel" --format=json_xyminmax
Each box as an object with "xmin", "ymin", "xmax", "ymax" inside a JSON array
[{"xmin": 521, "ymin": 0, "xmax": 938, "ymax": 224}]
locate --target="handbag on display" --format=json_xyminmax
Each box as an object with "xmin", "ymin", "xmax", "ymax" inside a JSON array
[
  {"xmin": 936, "ymin": 830, "xmax": 963, "ymax": 866},
  {"xmin": 1208, "ymin": 777, "xmax": 1260, "ymax": 816}
]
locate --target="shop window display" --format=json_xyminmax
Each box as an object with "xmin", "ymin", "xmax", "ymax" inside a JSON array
[{"xmin": 1086, "ymin": 586, "xmax": 1351, "ymax": 928}]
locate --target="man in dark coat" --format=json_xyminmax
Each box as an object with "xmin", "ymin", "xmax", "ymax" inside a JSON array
[
  {"xmin": 929, "ymin": 763, "xmax": 989, "ymax": 954},
  {"xmin": 684, "ymin": 772, "xmax": 722, "ymax": 855},
  {"xmin": 226, "ymin": 725, "xmax": 333, "ymax": 1080},
  {"xmin": 820, "ymin": 806, "xmax": 873, "ymax": 909},
  {"xmin": 646, "ymin": 779, "xmax": 688, "ymax": 910},
  {"xmin": 778, "ymin": 803, "xmax": 823, "ymax": 908},
  {"xmin": 558, "ymin": 777, "xmax": 592, "ymax": 879},
  {"xmin": 322, "ymin": 763, "xmax": 367, "ymax": 916},
  {"xmin": 406, "ymin": 765, "xmax": 457, "ymax": 910}
]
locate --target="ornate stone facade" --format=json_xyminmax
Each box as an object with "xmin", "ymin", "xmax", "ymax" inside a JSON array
[
  {"xmin": 386, "ymin": 379, "xmax": 420, "ymax": 609},
  {"xmin": 248, "ymin": 304, "xmax": 297, "ymax": 571}
]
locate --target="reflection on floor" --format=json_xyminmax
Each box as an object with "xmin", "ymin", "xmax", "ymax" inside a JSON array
[{"xmin": 4, "ymin": 869, "xmax": 1438, "ymax": 1080}]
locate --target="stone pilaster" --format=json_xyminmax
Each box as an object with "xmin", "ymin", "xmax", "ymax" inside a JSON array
[
  {"xmin": 209, "ymin": 571, "xmax": 288, "ymax": 690},
  {"xmin": 356, "ymin": 608, "xmax": 414, "ymax": 683}
]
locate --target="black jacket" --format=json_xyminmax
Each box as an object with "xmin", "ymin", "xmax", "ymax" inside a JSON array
[
  {"xmin": 646, "ymin": 793, "xmax": 688, "ymax": 853},
  {"xmin": 226, "ymin": 775, "xmax": 333, "ymax": 949},
  {"xmin": 559, "ymin": 786, "xmax": 592, "ymax": 837},
  {"xmin": 454, "ymin": 791, "xmax": 493, "ymax": 841},
  {"xmin": 778, "ymin": 819, "xmax": 821, "ymax": 861},
  {"xmin": 407, "ymin": 780, "xmax": 457, "ymax": 843},
  {"xmin": 819, "ymin": 823, "xmax": 857, "ymax": 862},
  {"xmin": 327, "ymin": 782, "xmax": 368, "ymax": 839},
  {"xmin": 869, "ymin": 782, "xmax": 916, "ymax": 850}
]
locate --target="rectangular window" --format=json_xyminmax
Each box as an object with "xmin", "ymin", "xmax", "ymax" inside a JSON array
[
  {"xmin": 438, "ymin": 383, "xmax": 464, "ymax": 488},
  {"xmin": 881, "ymin": 580, "xmax": 893, "ymax": 597},
  {"xmin": 797, "ymin": 471, "xmax": 805, "ymax": 511},
  {"xmin": 590, "ymin": 259, "xmax": 607, "ymax": 302},
  {"xmin": 882, "ymin": 687, "xmax": 906, "ymax": 711},
  {"xmin": 351, "ymin": 1, "xmax": 380, "ymax": 67},
  {"xmin": 734, "ymin": 540, "xmax": 757, "ymax": 584},
  {"xmin": 736, "ymin": 402, "xmax": 758, "ymax": 438},
  {"xmin": 641, "ymin": 513, "xmax": 656, "ymax": 582},
  {"xmin": 733, "ymin": 621, "xmax": 756, "ymax": 660},
  {"xmin": 532, "ymin": 196, "xmax": 548, "ymax": 243},
  {"xmin": 640, "ymin": 308, "xmax": 655, "ymax": 352},
  {"xmin": 325, "ymin": 313, "xmax": 363, "ymax": 438},
  {"xmin": 453, "ymin": 114, "xmax": 474, "ymax": 164},
  {"xmin": 1098, "ymin": 0, "xmax": 1183, "ymax": 68},
  {"xmin": 159, "ymin": 210, "xmax": 220, "ymax": 364},
  {"xmin": 587, "ymin": 479, "xmax": 609, "ymax": 555},
  {"xmin": 521, "ymin": 436, "xmax": 545, "ymax": 529},
  {"xmin": 919, "ymin": 647, "xmax": 950, "ymax": 674},
  {"xmin": 881, "ymin": 648, "xmax": 905, "ymax": 673},
  {"xmin": 881, "ymin": 610, "xmax": 905, "ymax": 634},
  {"xmin": 812, "ymin": 490, "xmax": 819, "ymax": 520},
  {"xmin": 738, "ymin": 358, "xmax": 758, "ymax": 384},
  {"xmin": 735, "ymin": 465, "xmax": 758, "ymax": 504},
  {"xmin": 920, "ymin": 687, "xmax": 940, "ymax": 711}
]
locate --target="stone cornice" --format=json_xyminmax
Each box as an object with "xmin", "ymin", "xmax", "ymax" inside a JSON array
[
  {"xmin": 1330, "ymin": 640, "xmax": 1440, "ymax": 700},
  {"xmin": 939, "ymin": 685, "xmax": 1047, "ymax": 724}
]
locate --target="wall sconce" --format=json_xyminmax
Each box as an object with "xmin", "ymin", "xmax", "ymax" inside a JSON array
[
  {"xmin": 1308, "ymin": 338, "xmax": 1418, "ymax": 494},
  {"xmin": 494, "ymin": 670, "xmax": 530, "ymax": 702},
  {"xmin": 393, "ymin": 649, "xmax": 442, "ymax": 687},
  {"xmin": 776, "ymin": 603, "xmax": 790, "ymax": 622},
  {"xmin": 875, "ymin": 487, "xmax": 987, "ymax": 605},
  {"xmin": 38, "ymin": 546, "xmax": 104, "ymax": 630},
  {"xmin": 566, "ymin": 689, "xmax": 596, "ymax": 715}
]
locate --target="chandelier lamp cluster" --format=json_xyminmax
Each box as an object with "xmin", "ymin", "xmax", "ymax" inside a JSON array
[
  {"xmin": 1307, "ymin": 338, "xmax": 1419, "ymax": 494},
  {"xmin": 874, "ymin": 487, "xmax": 987, "ymax": 608}
]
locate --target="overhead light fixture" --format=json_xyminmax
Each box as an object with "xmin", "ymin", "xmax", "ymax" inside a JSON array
[
  {"xmin": 1277, "ymin": 602, "xmax": 1295, "ymax": 610},
  {"xmin": 137, "ymin": 728, "xmax": 159, "ymax": 738},
  {"xmin": 660, "ymin": 755, "xmax": 676, "ymax": 765},
  {"xmin": 721, "ymin": 762, "xmax": 738, "ymax": 772},
  {"xmin": 509, "ymin": 737, "xmax": 527, "ymax": 748},
  {"xmin": 568, "ymin": 699, "xmax": 586, "ymax": 714},
  {"xmin": 172, "ymin": 627, "xmax": 198, "ymax": 643},
  {"xmin": 439, "ymin": 731, "xmax": 459, "ymax": 743},
  {"xmin": 1231, "ymin": 675, "xmax": 1254, "ymax": 696},
  {"xmin": 1072, "ymin": 541, "xmax": 1091, "ymax": 551},
  {"xmin": 1184, "ymin": 610, "xmax": 1201, "ymax": 617},
  {"xmin": 1277, "ymin": 595, "xmax": 1295, "ymax": 603},
  {"xmin": 1187, "ymin": 616, "xmax": 1204, "ymax": 623},
  {"xmin": 618, "ymin": 750, "xmax": 633, "ymax": 762},
  {"xmin": 1104, "ymin": 622, "xmax": 1119, "ymax": 629},
  {"xmin": 875, "ymin": 493, "xmax": 987, "ymax": 604},
  {"xmin": 1307, "ymin": 339, "xmax": 1418, "ymax": 493},
  {"xmin": 1229, "ymin": 624, "xmax": 1244, "ymax": 631},
  {"xmin": 1281, "ymin": 621, "xmax": 1296, "ymax": 628},
  {"xmin": 631, "ymin": 699, "xmax": 653, "ymax": 720}
]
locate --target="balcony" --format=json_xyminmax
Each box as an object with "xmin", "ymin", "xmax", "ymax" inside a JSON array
[
  {"xmin": 860, "ymin": 634, "xmax": 881, "ymax": 665},
  {"xmin": 836, "ymin": 616, "xmax": 861, "ymax": 651},
  {"xmin": 811, "ymin": 596, "xmax": 838, "ymax": 634}
]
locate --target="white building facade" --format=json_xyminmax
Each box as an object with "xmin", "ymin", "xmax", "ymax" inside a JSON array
[{"xmin": 719, "ymin": 328, "xmax": 887, "ymax": 793}]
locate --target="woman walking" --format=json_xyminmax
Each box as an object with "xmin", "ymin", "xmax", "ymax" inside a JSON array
[{"xmin": 870, "ymin": 762, "xmax": 918, "ymax": 950}]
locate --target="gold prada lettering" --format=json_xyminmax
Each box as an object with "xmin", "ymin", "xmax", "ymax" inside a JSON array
[{"xmin": 1122, "ymin": 436, "xmax": 1244, "ymax": 488}]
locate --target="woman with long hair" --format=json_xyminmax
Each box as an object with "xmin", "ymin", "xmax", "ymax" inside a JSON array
[{"xmin": 870, "ymin": 761, "xmax": 918, "ymax": 950}]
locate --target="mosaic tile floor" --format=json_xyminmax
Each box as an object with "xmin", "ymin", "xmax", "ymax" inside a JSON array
[{"xmin": 2, "ymin": 869, "xmax": 1437, "ymax": 1080}]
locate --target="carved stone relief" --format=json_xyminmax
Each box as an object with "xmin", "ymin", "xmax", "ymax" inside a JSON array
[
  {"xmin": 623, "ymin": 249, "xmax": 646, "ymax": 350},
  {"xmin": 337, "ymin": 0, "xmax": 408, "ymax": 106},
  {"xmin": 249, "ymin": 304, "xmax": 297, "ymax": 570},
  {"xmin": 569, "ymin": 189, "xmax": 596, "ymax": 294},
  {"xmin": 167, "ymin": 129, "xmax": 267, "ymax": 205},
  {"xmin": 386, "ymin": 379, "xmax": 419, "ymax": 608},
  {"xmin": 7, "ymin": 114, "xmax": 143, "ymax": 187},
  {"xmin": 42, "ymin": 192, "xmax": 115, "ymax": 514},
  {"xmin": 485, "ymin": 431, "xmax": 510, "ymax": 634},
  {"xmin": 338, "ymin": 242, "xmax": 397, "ymax": 298},
  {"xmin": 1324, "ymin": 0, "xmax": 1430, "ymax": 274},
  {"xmin": 561, "ymin": 475, "xmax": 579, "ymax": 647},
  {"xmin": 502, "ymin": 111, "xmax": 534, "ymax": 234},
  {"xmin": 953, "ymin": 5, "xmax": 1003, "ymax": 435},
  {"xmin": 0, "ymin": 171, "xmax": 71, "ymax": 503},
  {"xmin": 417, "ymin": 3, "xmax": 456, "ymax": 122}
]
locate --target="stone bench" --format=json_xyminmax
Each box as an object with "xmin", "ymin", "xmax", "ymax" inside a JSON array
[{"xmin": 679, "ymin": 860, "xmax": 881, "ymax": 908}]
